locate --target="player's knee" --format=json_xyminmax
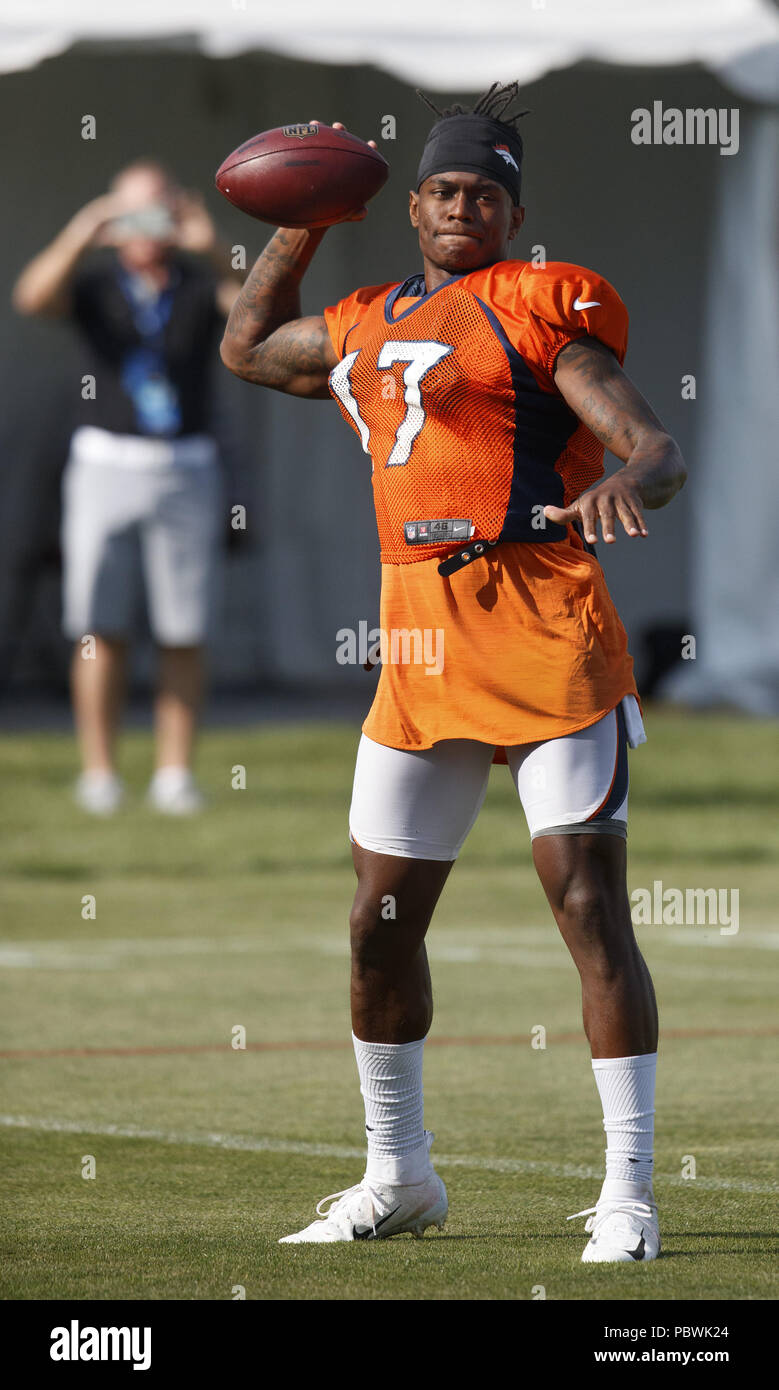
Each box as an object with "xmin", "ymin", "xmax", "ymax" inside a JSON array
[
  {"xmin": 349, "ymin": 898, "xmax": 425, "ymax": 972},
  {"xmin": 350, "ymin": 918, "xmax": 394, "ymax": 977},
  {"xmin": 558, "ymin": 874, "xmax": 636, "ymax": 964},
  {"xmin": 560, "ymin": 877, "xmax": 608, "ymax": 925},
  {"xmin": 559, "ymin": 875, "xmax": 628, "ymax": 945}
]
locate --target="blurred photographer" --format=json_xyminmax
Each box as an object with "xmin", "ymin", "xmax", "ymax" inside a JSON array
[{"xmin": 13, "ymin": 161, "xmax": 241, "ymax": 814}]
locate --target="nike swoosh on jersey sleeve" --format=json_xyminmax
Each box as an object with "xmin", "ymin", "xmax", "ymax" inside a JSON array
[{"xmin": 519, "ymin": 262, "xmax": 629, "ymax": 377}]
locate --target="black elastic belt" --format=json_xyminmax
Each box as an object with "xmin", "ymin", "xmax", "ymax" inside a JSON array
[{"xmin": 437, "ymin": 540, "xmax": 500, "ymax": 577}]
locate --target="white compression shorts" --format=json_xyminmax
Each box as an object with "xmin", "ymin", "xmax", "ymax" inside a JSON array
[{"xmin": 349, "ymin": 696, "xmax": 645, "ymax": 861}]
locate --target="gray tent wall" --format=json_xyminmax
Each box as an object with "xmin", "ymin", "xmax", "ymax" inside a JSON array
[
  {"xmin": 0, "ymin": 50, "xmax": 765, "ymax": 698},
  {"xmin": 659, "ymin": 105, "xmax": 779, "ymax": 716}
]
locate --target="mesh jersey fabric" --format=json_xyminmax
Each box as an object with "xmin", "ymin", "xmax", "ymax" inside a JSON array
[
  {"xmin": 324, "ymin": 259, "xmax": 628, "ymax": 566},
  {"xmin": 323, "ymin": 259, "xmax": 638, "ymax": 751}
]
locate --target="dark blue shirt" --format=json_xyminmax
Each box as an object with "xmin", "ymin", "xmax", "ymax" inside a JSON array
[{"xmin": 71, "ymin": 252, "xmax": 222, "ymax": 438}]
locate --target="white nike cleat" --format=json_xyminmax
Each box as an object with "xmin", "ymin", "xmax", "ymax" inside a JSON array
[
  {"xmin": 147, "ymin": 767, "xmax": 205, "ymax": 815},
  {"xmin": 568, "ymin": 1195, "xmax": 660, "ymax": 1263},
  {"xmin": 74, "ymin": 770, "xmax": 124, "ymax": 816},
  {"xmin": 279, "ymin": 1133, "xmax": 448, "ymax": 1244}
]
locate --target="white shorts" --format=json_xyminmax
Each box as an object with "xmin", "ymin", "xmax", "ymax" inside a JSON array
[
  {"xmin": 349, "ymin": 696, "xmax": 645, "ymax": 861},
  {"xmin": 61, "ymin": 425, "xmax": 221, "ymax": 645}
]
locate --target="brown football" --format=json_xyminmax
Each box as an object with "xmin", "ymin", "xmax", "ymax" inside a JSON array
[{"xmin": 215, "ymin": 123, "xmax": 389, "ymax": 228}]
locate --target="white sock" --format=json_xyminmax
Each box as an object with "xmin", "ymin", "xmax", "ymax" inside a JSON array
[
  {"xmin": 592, "ymin": 1052, "xmax": 657, "ymax": 1196},
  {"xmin": 352, "ymin": 1032, "xmax": 432, "ymax": 1186}
]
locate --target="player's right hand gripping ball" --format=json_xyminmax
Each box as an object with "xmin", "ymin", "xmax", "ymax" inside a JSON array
[{"xmin": 215, "ymin": 123, "xmax": 388, "ymax": 228}]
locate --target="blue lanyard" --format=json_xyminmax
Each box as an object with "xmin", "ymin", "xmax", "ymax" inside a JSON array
[
  {"xmin": 116, "ymin": 267, "xmax": 182, "ymax": 436},
  {"xmin": 117, "ymin": 267, "xmax": 178, "ymax": 349}
]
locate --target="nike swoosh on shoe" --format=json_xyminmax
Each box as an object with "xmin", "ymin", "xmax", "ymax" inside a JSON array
[{"xmin": 352, "ymin": 1206, "xmax": 401, "ymax": 1240}]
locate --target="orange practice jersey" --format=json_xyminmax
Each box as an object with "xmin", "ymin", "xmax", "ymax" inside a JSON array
[{"xmin": 323, "ymin": 259, "xmax": 639, "ymax": 752}]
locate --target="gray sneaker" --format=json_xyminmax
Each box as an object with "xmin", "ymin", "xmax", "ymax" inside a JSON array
[
  {"xmin": 147, "ymin": 767, "xmax": 205, "ymax": 815},
  {"xmin": 74, "ymin": 770, "xmax": 124, "ymax": 816}
]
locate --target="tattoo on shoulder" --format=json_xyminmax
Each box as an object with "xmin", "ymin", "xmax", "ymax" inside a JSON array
[
  {"xmin": 556, "ymin": 335, "xmax": 616, "ymax": 379},
  {"xmin": 555, "ymin": 335, "xmax": 664, "ymax": 454}
]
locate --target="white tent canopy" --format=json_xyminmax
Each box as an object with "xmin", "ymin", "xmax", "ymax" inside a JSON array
[{"xmin": 1, "ymin": 0, "xmax": 778, "ymax": 98}]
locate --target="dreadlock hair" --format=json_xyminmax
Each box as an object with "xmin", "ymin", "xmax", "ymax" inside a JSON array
[{"xmin": 416, "ymin": 81, "xmax": 530, "ymax": 153}]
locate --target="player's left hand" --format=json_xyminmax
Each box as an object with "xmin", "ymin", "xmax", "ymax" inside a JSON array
[
  {"xmin": 171, "ymin": 191, "xmax": 218, "ymax": 253},
  {"xmin": 543, "ymin": 472, "xmax": 648, "ymax": 545}
]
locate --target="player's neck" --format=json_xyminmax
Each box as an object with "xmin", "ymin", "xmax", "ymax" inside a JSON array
[{"xmin": 422, "ymin": 252, "xmax": 511, "ymax": 293}]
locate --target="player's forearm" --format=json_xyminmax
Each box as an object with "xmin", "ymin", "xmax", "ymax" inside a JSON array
[
  {"xmin": 621, "ymin": 433, "xmax": 687, "ymax": 509},
  {"xmin": 220, "ymin": 226, "xmax": 328, "ymax": 364},
  {"xmin": 555, "ymin": 336, "xmax": 687, "ymax": 510}
]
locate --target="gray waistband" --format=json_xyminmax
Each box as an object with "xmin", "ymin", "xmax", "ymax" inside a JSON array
[{"xmin": 531, "ymin": 820, "xmax": 628, "ymax": 840}]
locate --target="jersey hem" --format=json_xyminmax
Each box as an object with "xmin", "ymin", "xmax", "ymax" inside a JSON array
[{"xmin": 361, "ymin": 688, "xmax": 640, "ymax": 754}]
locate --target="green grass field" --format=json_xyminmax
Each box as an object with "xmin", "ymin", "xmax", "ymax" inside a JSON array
[{"xmin": 1, "ymin": 708, "xmax": 777, "ymax": 1301}]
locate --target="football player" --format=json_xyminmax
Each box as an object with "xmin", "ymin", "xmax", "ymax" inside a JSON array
[{"xmin": 221, "ymin": 82, "xmax": 686, "ymax": 1261}]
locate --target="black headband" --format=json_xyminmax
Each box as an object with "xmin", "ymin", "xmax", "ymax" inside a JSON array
[{"xmin": 416, "ymin": 113, "xmax": 523, "ymax": 205}]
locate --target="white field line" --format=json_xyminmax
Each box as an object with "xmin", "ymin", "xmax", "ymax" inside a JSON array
[
  {"xmin": 0, "ymin": 929, "xmax": 777, "ymax": 976},
  {"xmin": 0, "ymin": 1113, "xmax": 775, "ymax": 1195}
]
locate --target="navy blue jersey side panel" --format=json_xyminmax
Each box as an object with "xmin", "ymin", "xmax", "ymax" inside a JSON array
[
  {"xmin": 473, "ymin": 295, "xmax": 578, "ymax": 544},
  {"xmin": 572, "ymin": 517, "xmax": 599, "ymax": 559},
  {"xmin": 588, "ymin": 704, "xmax": 629, "ymax": 822}
]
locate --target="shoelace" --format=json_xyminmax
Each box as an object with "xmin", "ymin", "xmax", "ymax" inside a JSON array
[
  {"xmin": 567, "ymin": 1199, "xmax": 656, "ymax": 1235},
  {"xmin": 312, "ymin": 1134, "xmax": 436, "ymax": 1233},
  {"xmin": 315, "ymin": 1180, "xmax": 384, "ymax": 1235},
  {"xmin": 315, "ymin": 1183, "xmax": 362, "ymax": 1217}
]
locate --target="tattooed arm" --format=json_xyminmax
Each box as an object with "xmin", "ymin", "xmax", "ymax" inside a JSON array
[
  {"xmin": 219, "ymin": 226, "xmax": 338, "ymax": 398},
  {"xmin": 220, "ymin": 118, "xmax": 375, "ymax": 398},
  {"xmin": 545, "ymin": 336, "xmax": 687, "ymax": 543}
]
